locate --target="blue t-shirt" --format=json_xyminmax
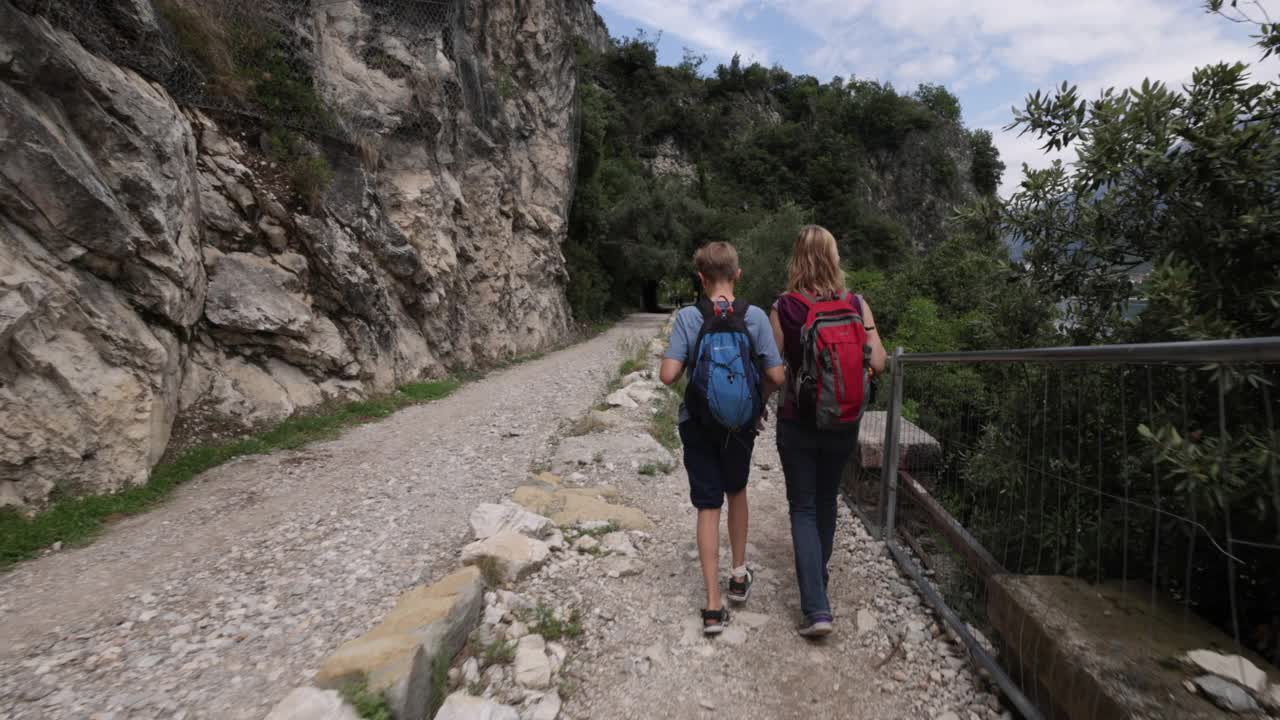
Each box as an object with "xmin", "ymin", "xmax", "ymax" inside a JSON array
[{"xmin": 664, "ymin": 301, "xmax": 784, "ymax": 424}]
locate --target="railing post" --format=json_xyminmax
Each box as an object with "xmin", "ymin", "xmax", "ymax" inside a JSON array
[{"xmin": 879, "ymin": 347, "xmax": 905, "ymax": 541}]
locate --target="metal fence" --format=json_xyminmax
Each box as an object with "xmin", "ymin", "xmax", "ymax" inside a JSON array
[
  {"xmin": 849, "ymin": 337, "xmax": 1280, "ymax": 719},
  {"xmin": 25, "ymin": 0, "xmax": 461, "ymax": 143}
]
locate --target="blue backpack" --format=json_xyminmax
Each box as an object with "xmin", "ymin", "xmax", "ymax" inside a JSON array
[{"xmin": 685, "ymin": 298, "xmax": 763, "ymax": 432}]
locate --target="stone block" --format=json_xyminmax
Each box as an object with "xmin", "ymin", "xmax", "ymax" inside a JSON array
[
  {"xmin": 264, "ymin": 687, "xmax": 360, "ymax": 720},
  {"xmin": 432, "ymin": 693, "xmax": 519, "ymax": 720},
  {"xmin": 987, "ymin": 575, "xmax": 1280, "ymax": 720},
  {"xmin": 857, "ymin": 410, "xmax": 942, "ymax": 471},
  {"xmin": 461, "ymin": 531, "xmax": 550, "ymax": 583},
  {"xmin": 315, "ymin": 567, "xmax": 483, "ymax": 719}
]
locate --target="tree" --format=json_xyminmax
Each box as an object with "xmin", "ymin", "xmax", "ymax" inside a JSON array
[
  {"xmin": 914, "ymin": 82, "xmax": 963, "ymax": 123},
  {"xmin": 967, "ymin": 129, "xmax": 1005, "ymax": 196}
]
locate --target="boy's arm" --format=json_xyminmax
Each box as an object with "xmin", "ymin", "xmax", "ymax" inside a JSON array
[
  {"xmin": 659, "ymin": 358, "xmax": 684, "ymax": 386},
  {"xmin": 659, "ymin": 310, "xmax": 693, "ymax": 386},
  {"xmin": 754, "ymin": 307, "xmax": 786, "ymax": 395}
]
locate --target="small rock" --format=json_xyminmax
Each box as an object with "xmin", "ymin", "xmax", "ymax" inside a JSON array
[
  {"xmin": 470, "ymin": 503, "xmax": 552, "ymax": 541},
  {"xmin": 572, "ymin": 536, "xmax": 600, "ymax": 553},
  {"xmin": 462, "ymin": 657, "xmax": 481, "ymax": 686},
  {"xmin": 507, "ymin": 621, "xmax": 529, "ymax": 641},
  {"xmin": 434, "ymin": 693, "xmax": 520, "ymax": 720},
  {"xmin": 1191, "ymin": 674, "xmax": 1260, "ymax": 713},
  {"xmin": 264, "ymin": 687, "xmax": 360, "ymax": 720},
  {"xmin": 1185, "ymin": 649, "xmax": 1268, "ymax": 693},
  {"xmin": 600, "ymin": 531, "xmax": 637, "ymax": 556},
  {"xmin": 513, "ymin": 635, "xmax": 552, "ymax": 689},
  {"xmin": 605, "ymin": 390, "xmax": 638, "ymax": 409},
  {"xmin": 599, "ymin": 556, "xmax": 644, "ymax": 578},
  {"xmin": 699, "ymin": 698, "xmax": 716, "ymax": 710},
  {"xmin": 525, "ymin": 692, "xmax": 561, "ymax": 720},
  {"xmin": 856, "ymin": 609, "xmax": 878, "ymax": 634},
  {"xmin": 933, "ymin": 713, "xmax": 961, "ymax": 720}
]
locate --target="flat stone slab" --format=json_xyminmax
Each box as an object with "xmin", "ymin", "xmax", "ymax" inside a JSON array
[
  {"xmin": 988, "ymin": 575, "xmax": 1280, "ymax": 720},
  {"xmin": 315, "ymin": 566, "xmax": 484, "ymax": 720},
  {"xmin": 857, "ymin": 410, "xmax": 942, "ymax": 471},
  {"xmin": 554, "ymin": 431, "xmax": 674, "ymax": 469},
  {"xmin": 511, "ymin": 485, "xmax": 653, "ymax": 530},
  {"xmin": 461, "ymin": 530, "xmax": 551, "ymax": 583}
]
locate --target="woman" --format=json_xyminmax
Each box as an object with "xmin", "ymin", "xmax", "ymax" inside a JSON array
[{"xmin": 770, "ymin": 225, "xmax": 887, "ymax": 637}]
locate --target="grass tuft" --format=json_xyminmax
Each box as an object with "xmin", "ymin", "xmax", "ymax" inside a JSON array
[
  {"xmin": 528, "ymin": 603, "xmax": 583, "ymax": 642},
  {"xmin": 428, "ymin": 648, "xmax": 450, "ymax": 719},
  {"xmin": 482, "ymin": 638, "xmax": 517, "ymax": 666},
  {"xmin": 341, "ymin": 677, "xmax": 393, "ymax": 720},
  {"xmin": 648, "ymin": 375, "xmax": 685, "ymax": 451},
  {"xmin": 638, "ymin": 461, "xmax": 674, "ymax": 477},
  {"xmin": 0, "ymin": 378, "xmax": 462, "ymax": 571},
  {"xmin": 472, "ymin": 555, "xmax": 508, "ymax": 588}
]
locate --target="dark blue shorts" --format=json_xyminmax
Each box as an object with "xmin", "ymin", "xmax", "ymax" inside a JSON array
[{"xmin": 678, "ymin": 421, "xmax": 756, "ymax": 509}]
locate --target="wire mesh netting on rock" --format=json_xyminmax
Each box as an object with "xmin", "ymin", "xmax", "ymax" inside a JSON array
[{"xmin": 22, "ymin": 0, "xmax": 465, "ymax": 144}]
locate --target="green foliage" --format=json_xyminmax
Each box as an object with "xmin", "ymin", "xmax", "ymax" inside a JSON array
[
  {"xmin": 472, "ymin": 555, "xmax": 507, "ymax": 588},
  {"xmin": 0, "ymin": 378, "xmax": 461, "ymax": 570},
  {"xmin": 529, "ymin": 603, "xmax": 584, "ymax": 641},
  {"xmin": 267, "ymin": 129, "xmax": 334, "ymax": 211},
  {"xmin": 341, "ymin": 678, "xmax": 393, "ymax": 720},
  {"xmin": 482, "ymin": 639, "xmax": 517, "ymax": 666},
  {"xmin": 638, "ymin": 462, "xmax": 674, "ymax": 476},
  {"xmin": 914, "ymin": 82, "xmax": 963, "ymax": 122},
  {"xmin": 565, "ymin": 35, "xmax": 994, "ymax": 320},
  {"xmin": 649, "ymin": 375, "xmax": 686, "ymax": 450},
  {"xmin": 967, "ymin": 129, "xmax": 1005, "ymax": 196}
]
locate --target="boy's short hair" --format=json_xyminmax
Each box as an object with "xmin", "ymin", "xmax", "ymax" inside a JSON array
[{"xmin": 693, "ymin": 241, "xmax": 739, "ymax": 283}]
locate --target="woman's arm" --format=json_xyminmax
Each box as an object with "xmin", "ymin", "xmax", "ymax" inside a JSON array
[
  {"xmin": 769, "ymin": 307, "xmax": 785, "ymax": 359},
  {"xmin": 861, "ymin": 298, "xmax": 888, "ymax": 375}
]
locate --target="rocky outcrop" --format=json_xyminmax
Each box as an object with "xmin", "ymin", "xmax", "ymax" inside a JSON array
[{"xmin": 0, "ymin": 0, "xmax": 609, "ymax": 508}]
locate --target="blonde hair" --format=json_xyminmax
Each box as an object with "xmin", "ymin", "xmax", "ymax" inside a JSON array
[
  {"xmin": 787, "ymin": 225, "xmax": 844, "ymax": 295},
  {"xmin": 693, "ymin": 241, "xmax": 740, "ymax": 283}
]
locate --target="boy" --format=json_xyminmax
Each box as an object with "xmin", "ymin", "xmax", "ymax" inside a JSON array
[{"xmin": 659, "ymin": 241, "xmax": 785, "ymax": 635}]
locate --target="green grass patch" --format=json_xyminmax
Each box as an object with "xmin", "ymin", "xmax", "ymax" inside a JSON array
[
  {"xmin": 341, "ymin": 677, "xmax": 393, "ymax": 720},
  {"xmin": 0, "ymin": 378, "xmax": 461, "ymax": 571},
  {"xmin": 528, "ymin": 603, "xmax": 583, "ymax": 642},
  {"xmin": 428, "ymin": 648, "xmax": 450, "ymax": 719},
  {"xmin": 482, "ymin": 638, "xmax": 517, "ymax": 666},
  {"xmin": 638, "ymin": 461, "xmax": 674, "ymax": 477},
  {"xmin": 471, "ymin": 555, "xmax": 508, "ymax": 588},
  {"xmin": 648, "ymin": 375, "xmax": 685, "ymax": 451}
]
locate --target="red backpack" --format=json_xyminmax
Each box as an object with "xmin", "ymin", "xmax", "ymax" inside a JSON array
[{"xmin": 788, "ymin": 291, "xmax": 871, "ymax": 430}]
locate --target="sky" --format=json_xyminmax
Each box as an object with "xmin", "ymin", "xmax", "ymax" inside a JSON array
[{"xmin": 593, "ymin": 0, "xmax": 1279, "ymax": 196}]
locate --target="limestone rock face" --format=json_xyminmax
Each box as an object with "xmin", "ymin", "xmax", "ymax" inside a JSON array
[{"xmin": 0, "ymin": 0, "xmax": 606, "ymax": 508}]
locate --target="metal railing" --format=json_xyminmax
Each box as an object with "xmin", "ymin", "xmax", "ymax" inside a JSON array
[{"xmin": 859, "ymin": 336, "xmax": 1280, "ymax": 720}]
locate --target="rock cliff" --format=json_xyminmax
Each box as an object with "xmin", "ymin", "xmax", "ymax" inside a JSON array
[{"xmin": 0, "ymin": 0, "xmax": 609, "ymax": 508}]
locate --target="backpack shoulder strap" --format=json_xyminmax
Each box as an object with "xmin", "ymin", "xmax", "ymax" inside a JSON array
[
  {"xmin": 730, "ymin": 298, "xmax": 750, "ymax": 319},
  {"xmin": 695, "ymin": 296, "xmax": 714, "ymax": 319},
  {"xmin": 788, "ymin": 291, "xmax": 815, "ymax": 308}
]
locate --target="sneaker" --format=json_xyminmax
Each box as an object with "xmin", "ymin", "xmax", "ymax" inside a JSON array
[
  {"xmin": 798, "ymin": 613, "xmax": 833, "ymax": 638},
  {"xmin": 727, "ymin": 567, "xmax": 753, "ymax": 603}
]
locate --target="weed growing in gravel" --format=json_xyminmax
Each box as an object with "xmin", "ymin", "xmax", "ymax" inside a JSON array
[
  {"xmin": 482, "ymin": 638, "xmax": 516, "ymax": 666},
  {"xmin": 0, "ymin": 378, "xmax": 462, "ymax": 571},
  {"xmin": 472, "ymin": 555, "xmax": 508, "ymax": 588},
  {"xmin": 638, "ymin": 462, "xmax": 675, "ymax": 476},
  {"xmin": 648, "ymin": 375, "xmax": 685, "ymax": 451},
  {"xmin": 529, "ymin": 603, "xmax": 583, "ymax": 641},
  {"xmin": 562, "ymin": 521, "xmax": 619, "ymax": 541},
  {"xmin": 565, "ymin": 414, "xmax": 608, "ymax": 437},
  {"xmin": 340, "ymin": 677, "xmax": 392, "ymax": 720}
]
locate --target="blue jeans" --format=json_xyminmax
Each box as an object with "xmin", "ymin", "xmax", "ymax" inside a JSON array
[{"xmin": 777, "ymin": 420, "xmax": 857, "ymax": 619}]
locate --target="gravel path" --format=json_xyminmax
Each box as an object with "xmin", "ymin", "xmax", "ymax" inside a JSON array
[{"xmin": 0, "ymin": 314, "xmax": 666, "ymax": 720}]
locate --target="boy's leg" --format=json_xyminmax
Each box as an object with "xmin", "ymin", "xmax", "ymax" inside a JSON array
[
  {"xmin": 680, "ymin": 421, "xmax": 726, "ymax": 616},
  {"xmin": 721, "ymin": 431, "xmax": 755, "ymax": 574},
  {"xmin": 697, "ymin": 508, "xmax": 722, "ymax": 612},
  {"xmin": 726, "ymin": 490, "xmax": 748, "ymax": 571}
]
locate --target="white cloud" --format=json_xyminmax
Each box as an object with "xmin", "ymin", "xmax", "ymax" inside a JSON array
[{"xmin": 597, "ymin": 0, "xmax": 769, "ymax": 63}]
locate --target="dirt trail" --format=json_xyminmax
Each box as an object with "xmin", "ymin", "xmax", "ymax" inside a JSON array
[{"xmin": 0, "ymin": 314, "xmax": 666, "ymax": 720}]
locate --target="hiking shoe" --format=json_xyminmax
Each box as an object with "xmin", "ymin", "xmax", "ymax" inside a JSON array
[
  {"xmin": 727, "ymin": 567, "xmax": 753, "ymax": 603},
  {"xmin": 702, "ymin": 607, "xmax": 729, "ymax": 636},
  {"xmin": 798, "ymin": 613, "xmax": 833, "ymax": 638}
]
